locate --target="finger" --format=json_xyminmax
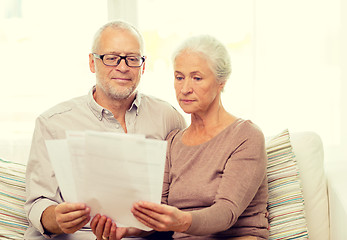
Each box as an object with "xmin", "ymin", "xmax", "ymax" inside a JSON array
[
  {"xmin": 95, "ymin": 215, "xmax": 108, "ymax": 239},
  {"xmin": 102, "ymin": 218, "xmax": 112, "ymax": 239},
  {"xmin": 91, "ymin": 214, "xmax": 101, "ymax": 234},
  {"xmin": 56, "ymin": 206, "xmax": 91, "ymax": 224},
  {"xmin": 132, "ymin": 213, "xmax": 157, "ymax": 230},
  {"xmin": 109, "ymin": 222, "xmax": 118, "ymax": 240},
  {"xmin": 57, "ymin": 211, "xmax": 90, "ymax": 230},
  {"xmin": 132, "ymin": 207, "xmax": 161, "ymax": 230},
  {"xmin": 134, "ymin": 201, "xmax": 166, "ymax": 214},
  {"xmin": 62, "ymin": 215, "xmax": 91, "ymax": 234},
  {"xmin": 56, "ymin": 202, "xmax": 88, "ymax": 214},
  {"xmin": 132, "ymin": 203, "xmax": 165, "ymax": 223}
]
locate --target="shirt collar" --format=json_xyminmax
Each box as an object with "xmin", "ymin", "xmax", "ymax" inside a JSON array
[
  {"xmin": 129, "ymin": 91, "xmax": 141, "ymax": 115},
  {"xmin": 87, "ymin": 86, "xmax": 141, "ymax": 120}
]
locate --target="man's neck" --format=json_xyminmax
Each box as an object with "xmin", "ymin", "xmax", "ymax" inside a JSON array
[{"xmin": 93, "ymin": 89, "xmax": 137, "ymax": 132}]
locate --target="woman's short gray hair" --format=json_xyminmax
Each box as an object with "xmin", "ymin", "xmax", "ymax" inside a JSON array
[
  {"xmin": 172, "ymin": 35, "xmax": 231, "ymax": 84},
  {"xmin": 91, "ymin": 20, "xmax": 145, "ymax": 54}
]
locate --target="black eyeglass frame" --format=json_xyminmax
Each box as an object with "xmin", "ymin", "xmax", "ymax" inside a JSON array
[{"xmin": 92, "ymin": 53, "xmax": 146, "ymax": 67}]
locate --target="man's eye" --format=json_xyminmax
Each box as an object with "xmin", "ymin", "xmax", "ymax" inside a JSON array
[
  {"xmin": 193, "ymin": 76, "xmax": 202, "ymax": 81},
  {"xmin": 175, "ymin": 76, "xmax": 184, "ymax": 80},
  {"xmin": 128, "ymin": 57, "xmax": 140, "ymax": 62},
  {"xmin": 106, "ymin": 56, "xmax": 118, "ymax": 61}
]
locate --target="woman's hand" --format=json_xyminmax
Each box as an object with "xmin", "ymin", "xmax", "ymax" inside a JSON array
[
  {"xmin": 131, "ymin": 201, "xmax": 192, "ymax": 233},
  {"xmin": 90, "ymin": 214, "xmax": 145, "ymax": 240}
]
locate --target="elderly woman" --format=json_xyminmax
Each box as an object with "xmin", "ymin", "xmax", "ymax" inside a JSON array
[{"xmin": 91, "ymin": 35, "xmax": 269, "ymax": 240}]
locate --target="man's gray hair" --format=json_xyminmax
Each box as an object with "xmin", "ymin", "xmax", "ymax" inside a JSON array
[
  {"xmin": 91, "ymin": 20, "xmax": 145, "ymax": 54},
  {"xmin": 172, "ymin": 35, "xmax": 231, "ymax": 84}
]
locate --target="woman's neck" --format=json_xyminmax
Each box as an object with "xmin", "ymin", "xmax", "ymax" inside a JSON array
[
  {"xmin": 190, "ymin": 103, "xmax": 231, "ymax": 130},
  {"xmin": 183, "ymin": 104, "xmax": 236, "ymax": 145}
]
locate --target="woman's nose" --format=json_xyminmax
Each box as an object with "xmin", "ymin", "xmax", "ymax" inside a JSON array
[{"xmin": 181, "ymin": 79, "xmax": 193, "ymax": 94}]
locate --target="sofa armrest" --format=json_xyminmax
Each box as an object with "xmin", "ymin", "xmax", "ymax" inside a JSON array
[
  {"xmin": 326, "ymin": 161, "xmax": 347, "ymax": 240},
  {"xmin": 290, "ymin": 131, "xmax": 330, "ymax": 240}
]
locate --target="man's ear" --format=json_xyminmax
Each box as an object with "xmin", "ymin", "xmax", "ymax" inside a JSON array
[
  {"xmin": 141, "ymin": 56, "xmax": 147, "ymax": 75},
  {"xmin": 89, "ymin": 53, "xmax": 96, "ymax": 73}
]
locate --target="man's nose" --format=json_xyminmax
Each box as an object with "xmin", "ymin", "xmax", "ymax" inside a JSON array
[{"xmin": 115, "ymin": 58, "xmax": 129, "ymax": 71}]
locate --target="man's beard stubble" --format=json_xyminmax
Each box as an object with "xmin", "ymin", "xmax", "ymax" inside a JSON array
[
  {"xmin": 98, "ymin": 79, "xmax": 137, "ymax": 101},
  {"xmin": 107, "ymin": 84, "xmax": 136, "ymax": 100}
]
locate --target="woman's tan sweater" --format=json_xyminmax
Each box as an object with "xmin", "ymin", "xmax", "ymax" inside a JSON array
[{"xmin": 162, "ymin": 119, "xmax": 269, "ymax": 240}]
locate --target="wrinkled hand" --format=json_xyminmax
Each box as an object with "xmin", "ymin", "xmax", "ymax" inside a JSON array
[
  {"xmin": 91, "ymin": 214, "xmax": 144, "ymax": 240},
  {"xmin": 54, "ymin": 202, "xmax": 91, "ymax": 234},
  {"xmin": 131, "ymin": 201, "xmax": 192, "ymax": 232}
]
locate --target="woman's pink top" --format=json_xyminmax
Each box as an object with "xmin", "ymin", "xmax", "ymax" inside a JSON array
[{"xmin": 163, "ymin": 119, "xmax": 269, "ymax": 239}]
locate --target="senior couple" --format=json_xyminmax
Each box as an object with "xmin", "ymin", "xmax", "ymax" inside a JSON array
[{"xmin": 24, "ymin": 20, "xmax": 269, "ymax": 240}]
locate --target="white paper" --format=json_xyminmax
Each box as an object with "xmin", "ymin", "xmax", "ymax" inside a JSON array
[
  {"xmin": 45, "ymin": 139, "xmax": 77, "ymax": 202},
  {"xmin": 45, "ymin": 131, "xmax": 167, "ymax": 231}
]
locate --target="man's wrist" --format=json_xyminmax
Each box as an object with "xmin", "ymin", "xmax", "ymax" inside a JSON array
[{"xmin": 41, "ymin": 205, "xmax": 63, "ymax": 235}]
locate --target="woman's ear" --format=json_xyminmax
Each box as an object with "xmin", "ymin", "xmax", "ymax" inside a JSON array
[{"xmin": 219, "ymin": 82, "xmax": 226, "ymax": 92}]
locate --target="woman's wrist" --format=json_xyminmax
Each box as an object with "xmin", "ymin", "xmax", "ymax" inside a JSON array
[
  {"xmin": 180, "ymin": 211, "xmax": 192, "ymax": 232},
  {"xmin": 125, "ymin": 228, "xmax": 153, "ymax": 237},
  {"xmin": 136, "ymin": 230, "xmax": 153, "ymax": 237}
]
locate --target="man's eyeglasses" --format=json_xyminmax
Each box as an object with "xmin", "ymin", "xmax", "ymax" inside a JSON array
[{"xmin": 92, "ymin": 53, "xmax": 145, "ymax": 67}]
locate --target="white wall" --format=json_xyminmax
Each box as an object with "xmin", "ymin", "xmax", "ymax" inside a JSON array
[
  {"xmin": 327, "ymin": 1, "xmax": 347, "ymax": 239},
  {"xmin": 253, "ymin": 0, "xmax": 341, "ymax": 138},
  {"xmin": 107, "ymin": 0, "xmax": 138, "ymax": 26},
  {"xmin": 0, "ymin": 0, "xmax": 108, "ymax": 140},
  {"xmin": 341, "ymin": 0, "xmax": 347, "ymax": 162},
  {"xmin": 107, "ymin": 0, "xmax": 344, "ymax": 161}
]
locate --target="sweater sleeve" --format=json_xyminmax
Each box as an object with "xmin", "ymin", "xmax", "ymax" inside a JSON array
[
  {"xmin": 162, "ymin": 129, "xmax": 181, "ymax": 204},
  {"xmin": 185, "ymin": 124, "xmax": 267, "ymax": 235}
]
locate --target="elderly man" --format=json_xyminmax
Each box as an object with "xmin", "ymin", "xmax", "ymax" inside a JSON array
[{"xmin": 24, "ymin": 20, "xmax": 186, "ymax": 240}]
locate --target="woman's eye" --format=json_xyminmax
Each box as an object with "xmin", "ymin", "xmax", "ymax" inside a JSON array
[
  {"xmin": 175, "ymin": 76, "xmax": 184, "ymax": 80},
  {"xmin": 193, "ymin": 76, "xmax": 202, "ymax": 81}
]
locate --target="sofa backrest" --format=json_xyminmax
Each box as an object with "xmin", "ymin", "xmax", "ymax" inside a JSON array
[{"xmin": 0, "ymin": 130, "xmax": 330, "ymax": 240}]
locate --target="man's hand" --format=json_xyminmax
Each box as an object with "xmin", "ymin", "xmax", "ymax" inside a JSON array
[
  {"xmin": 91, "ymin": 214, "xmax": 147, "ymax": 240},
  {"xmin": 41, "ymin": 203, "xmax": 91, "ymax": 235},
  {"xmin": 131, "ymin": 201, "xmax": 192, "ymax": 233}
]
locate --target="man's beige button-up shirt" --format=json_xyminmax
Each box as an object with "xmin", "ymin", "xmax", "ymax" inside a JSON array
[{"xmin": 24, "ymin": 87, "xmax": 186, "ymax": 240}]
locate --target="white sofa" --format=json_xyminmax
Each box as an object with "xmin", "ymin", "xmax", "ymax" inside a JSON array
[{"xmin": 0, "ymin": 130, "xmax": 345, "ymax": 239}]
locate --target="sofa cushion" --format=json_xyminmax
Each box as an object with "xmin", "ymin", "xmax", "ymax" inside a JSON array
[
  {"xmin": 0, "ymin": 158, "xmax": 28, "ymax": 239},
  {"xmin": 266, "ymin": 129, "xmax": 309, "ymax": 239}
]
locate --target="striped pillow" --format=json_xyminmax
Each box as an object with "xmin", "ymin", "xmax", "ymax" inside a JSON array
[
  {"xmin": 266, "ymin": 129, "xmax": 309, "ymax": 239},
  {"xmin": 0, "ymin": 158, "xmax": 28, "ymax": 239}
]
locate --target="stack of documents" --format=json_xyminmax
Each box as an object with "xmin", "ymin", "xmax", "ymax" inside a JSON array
[{"xmin": 45, "ymin": 131, "xmax": 167, "ymax": 231}]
